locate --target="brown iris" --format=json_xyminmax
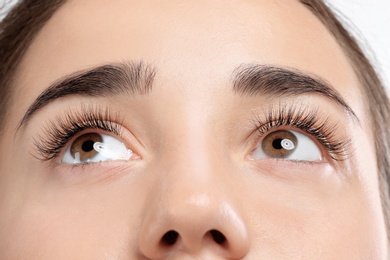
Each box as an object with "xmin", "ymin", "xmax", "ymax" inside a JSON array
[
  {"xmin": 261, "ymin": 130, "xmax": 297, "ymax": 158},
  {"xmin": 70, "ymin": 133, "xmax": 103, "ymax": 161}
]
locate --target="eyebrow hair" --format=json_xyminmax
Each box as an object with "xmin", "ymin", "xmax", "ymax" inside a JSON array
[
  {"xmin": 232, "ymin": 64, "xmax": 359, "ymax": 121},
  {"xmin": 18, "ymin": 61, "xmax": 156, "ymax": 128},
  {"xmin": 19, "ymin": 62, "xmax": 358, "ymax": 130}
]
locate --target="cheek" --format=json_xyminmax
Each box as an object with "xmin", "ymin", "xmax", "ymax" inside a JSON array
[
  {"xmin": 348, "ymin": 127, "xmax": 389, "ymax": 257},
  {"xmin": 242, "ymin": 163, "xmax": 387, "ymax": 258},
  {"xmin": 0, "ymin": 169, "xmax": 148, "ymax": 259}
]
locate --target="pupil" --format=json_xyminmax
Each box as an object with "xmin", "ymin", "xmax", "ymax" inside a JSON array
[
  {"xmin": 272, "ymin": 138, "xmax": 283, "ymax": 149},
  {"xmin": 82, "ymin": 140, "xmax": 95, "ymax": 152}
]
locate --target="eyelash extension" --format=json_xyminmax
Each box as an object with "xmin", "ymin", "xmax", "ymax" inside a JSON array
[
  {"xmin": 33, "ymin": 106, "xmax": 123, "ymax": 161},
  {"xmin": 253, "ymin": 104, "xmax": 351, "ymax": 161}
]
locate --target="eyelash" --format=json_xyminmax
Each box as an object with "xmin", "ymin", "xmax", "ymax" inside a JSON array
[
  {"xmin": 34, "ymin": 105, "xmax": 350, "ymax": 163},
  {"xmin": 34, "ymin": 107, "xmax": 123, "ymax": 161},
  {"xmin": 252, "ymin": 105, "xmax": 350, "ymax": 161}
]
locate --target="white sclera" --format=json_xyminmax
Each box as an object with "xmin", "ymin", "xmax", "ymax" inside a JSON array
[{"xmin": 252, "ymin": 131, "xmax": 322, "ymax": 161}]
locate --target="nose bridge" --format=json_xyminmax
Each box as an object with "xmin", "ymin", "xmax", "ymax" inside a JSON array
[
  {"xmin": 157, "ymin": 109, "xmax": 225, "ymax": 191},
  {"xmin": 137, "ymin": 122, "xmax": 249, "ymax": 259},
  {"xmin": 157, "ymin": 118, "xmax": 232, "ymax": 233}
]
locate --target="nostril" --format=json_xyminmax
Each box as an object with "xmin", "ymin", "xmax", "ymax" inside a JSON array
[
  {"xmin": 161, "ymin": 230, "xmax": 179, "ymax": 245},
  {"xmin": 210, "ymin": 229, "xmax": 226, "ymax": 244}
]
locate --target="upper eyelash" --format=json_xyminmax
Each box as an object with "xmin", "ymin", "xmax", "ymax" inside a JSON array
[
  {"xmin": 252, "ymin": 104, "xmax": 351, "ymax": 161},
  {"xmin": 33, "ymin": 104, "xmax": 349, "ymax": 162},
  {"xmin": 33, "ymin": 106, "xmax": 123, "ymax": 161}
]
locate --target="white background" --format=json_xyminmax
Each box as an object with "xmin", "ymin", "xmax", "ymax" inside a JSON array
[
  {"xmin": 1, "ymin": 0, "xmax": 390, "ymax": 94},
  {"xmin": 327, "ymin": 0, "xmax": 390, "ymax": 94}
]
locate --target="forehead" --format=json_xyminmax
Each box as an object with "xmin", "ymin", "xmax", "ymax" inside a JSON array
[{"xmin": 15, "ymin": 0, "xmax": 361, "ymax": 113}]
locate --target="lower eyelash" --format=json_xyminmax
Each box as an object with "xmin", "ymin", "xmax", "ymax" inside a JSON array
[
  {"xmin": 252, "ymin": 104, "xmax": 351, "ymax": 161},
  {"xmin": 33, "ymin": 106, "xmax": 123, "ymax": 161}
]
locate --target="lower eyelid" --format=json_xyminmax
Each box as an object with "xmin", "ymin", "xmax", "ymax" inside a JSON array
[
  {"xmin": 246, "ymin": 157, "xmax": 334, "ymax": 183},
  {"xmin": 50, "ymin": 161, "xmax": 138, "ymax": 184}
]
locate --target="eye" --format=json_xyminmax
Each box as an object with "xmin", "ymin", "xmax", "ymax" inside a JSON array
[
  {"xmin": 62, "ymin": 132, "xmax": 133, "ymax": 164},
  {"xmin": 251, "ymin": 130, "xmax": 322, "ymax": 162}
]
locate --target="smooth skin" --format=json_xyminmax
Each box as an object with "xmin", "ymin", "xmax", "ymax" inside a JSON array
[{"xmin": 0, "ymin": 0, "xmax": 387, "ymax": 259}]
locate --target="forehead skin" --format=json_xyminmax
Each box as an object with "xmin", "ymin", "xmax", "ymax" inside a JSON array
[
  {"xmin": 0, "ymin": 0, "xmax": 388, "ymax": 259},
  {"xmin": 16, "ymin": 0, "xmax": 360, "ymax": 100}
]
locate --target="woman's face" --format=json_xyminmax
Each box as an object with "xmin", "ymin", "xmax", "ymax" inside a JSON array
[{"xmin": 0, "ymin": 0, "xmax": 387, "ymax": 258}]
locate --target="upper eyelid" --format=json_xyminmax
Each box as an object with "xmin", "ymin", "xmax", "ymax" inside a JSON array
[
  {"xmin": 33, "ymin": 107, "xmax": 124, "ymax": 161},
  {"xmin": 250, "ymin": 106, "xmax": 351, "ymax": 161},
  {"xmin": 35, "ymin": 123, "xmax": 123, "ymax": 161},
  {"xmin": 17, "ymin": 61, "xmax": 157, "ymax": 131},
  {"xmin": 32, "ymin": 101, "xmax": 350, "ymax": 162},
  {"xmin": 232, "ymin": 64, "xmax": 361, "ymax": 125}
]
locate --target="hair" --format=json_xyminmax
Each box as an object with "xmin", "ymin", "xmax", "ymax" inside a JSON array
[
  {"xmin": 299, "ymin": 0, "xmax": 390, "ymax": 238},
  {"xmin": 0, "ymin": 0, "xmax": 389, "ymax": 236},
  {"xmin": 0, "ymin": 0, "xmax": 66, "ymax": 131}
]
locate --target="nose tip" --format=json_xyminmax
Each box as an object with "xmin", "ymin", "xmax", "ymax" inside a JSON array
[{"xmin": 138, "ymin": 192, "xmax": 250, "ymax": 259}]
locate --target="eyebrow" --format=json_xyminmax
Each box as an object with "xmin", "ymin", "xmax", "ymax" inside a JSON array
[
  {"xmin": 231, "ymin": 64, "xmax": 359, "ymax": 121},
  {"xmin": 19, "ymin": 62, "xmax": 359, "ymax": 129},
  {"xmin": 18, "ymin": 61, "xmax": 156, "ymax": 128}
]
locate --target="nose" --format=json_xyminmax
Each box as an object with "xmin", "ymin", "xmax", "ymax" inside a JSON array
[{"xmin": 137, "ymin": 161, "xmax": 250, "ymax": 259}]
